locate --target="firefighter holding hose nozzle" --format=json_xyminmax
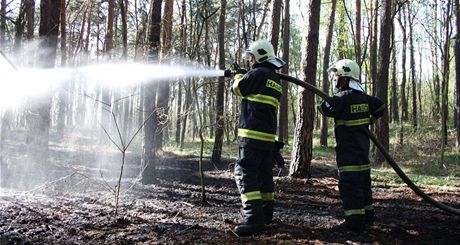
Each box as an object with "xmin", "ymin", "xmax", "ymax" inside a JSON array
[
  {"xmin": 229, "ymin": 39, "xmax": 285, "ymax": 236},
  {"xmin": 318, "ymin": 59, "xmax": 385, "ymax": 233}
]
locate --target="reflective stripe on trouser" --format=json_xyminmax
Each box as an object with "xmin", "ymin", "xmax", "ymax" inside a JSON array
[
  {"xmin": 339, "ymin": 169, "xmax": 372, "ymax": 227},
  {"xmin": 234, "ymin": 146, "xmax": 274, "ymax": 224}
]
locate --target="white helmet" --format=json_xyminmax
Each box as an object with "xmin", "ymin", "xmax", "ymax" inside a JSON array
[
  {"xmin": 244, "ymin": 39, "xmax": 285, "ymax": 68},
  {"xmin": 328, "ymin": 59, "xmax": 360, "ymax": 82}
]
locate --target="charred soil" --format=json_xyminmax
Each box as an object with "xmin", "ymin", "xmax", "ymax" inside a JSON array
[{"xmin": 1, "ymin": 147, "xmax": 459, "ymax": 244}]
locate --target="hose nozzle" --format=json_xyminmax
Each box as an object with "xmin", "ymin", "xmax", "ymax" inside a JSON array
[{"xmin": 223, "ymin": 69, "xmax": 235, "ymax": 77}]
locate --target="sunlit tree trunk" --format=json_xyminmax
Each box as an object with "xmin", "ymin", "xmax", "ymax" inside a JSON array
[
  {"xmin": 211, "ymin": 0, "xmax": 227, "ymax": 164},
  {"xmin": 0, "ymin": 0, "xmax": 5, "ymax": 45},
  {"xmin": 397, "ymin": 5, "xmax": 408, "ymax": 122},
  {"xmin": 374, "ymin": 0, "xmax": 392, "ymax": 166},
  {"xmin": 440, "ymin": 0, "xmax": 452, "ymax": 165},
  {"xmin": 278, "ymin": 0, "xmax": 290, "ymax": 143},
  {"xmin": 119, "ymin": 0, "xmax": 127, "ymax": 59},
  {"xmin": 455, "ymin": 0, "xmax": 460, "ymax": 148},
  {"xmin": 289, "ymin": 0, "xmax": 320, "ymax": 178},
  {"xmin": 270, "ymin": 0, "xmax": 281, "ymax": 53},
  {"xmin": 320, "ymin": 0, "xmax": 337, "ymax": 147},
  {"xmin": 26, "ymin": 0, "xmax": 60, "ymax": 163},
  {"xmin": 355, "ymin": 0, "xmax": 361, "ymax": 65},
  {"xmin": 154, "ymin": 0, "xmax": 173, "ymax": 150},
  {"xmin": 408, "ymin": 4, "xmax": 417, "ymax": 130},
  {"xmin": 142, "ymin": 0, "xmax": 162, "ymax": 183},
  {"xmin": 390, "ymin": 39, "xmax": 399, "ymax": 123},
  {"xmin": 56, "ymin": 0, "xmax": 67, "ymax": 137},
  {"xmin": 369, "ymin": 0, "xmax": 378, "ymax": 95},
  {"xmin": 175, "ymin": 0, "xmax": 186, "ymax": 144},
  {"xmin": 26, "ymin": 0, "xmax": 34, "ymax": 40}
]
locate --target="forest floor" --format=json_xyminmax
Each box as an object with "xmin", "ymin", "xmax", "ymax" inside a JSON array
[{"xmin": 1, "ymin": 134, "xmax": 460, "ymax": 244}]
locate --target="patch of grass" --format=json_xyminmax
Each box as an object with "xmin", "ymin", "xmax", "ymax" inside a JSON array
[
  {"xmin": 371, "ymin": 168, "xmax": 460, "ymax": 188},
  {"xmin": 164, "ymin": 138, "xmax": 237, "ymax": 159}
]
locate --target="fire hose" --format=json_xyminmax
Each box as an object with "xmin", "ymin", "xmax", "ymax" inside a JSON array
[{"xmin": 225, "ymin": 69, "xmax": 460, "ymax": 216}]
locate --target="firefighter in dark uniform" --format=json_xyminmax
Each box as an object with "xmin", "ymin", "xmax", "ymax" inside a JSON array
[
  {"xmin": 319, "ymin": 59, "xmax": 385, "ymax": 232},
  {"xmin": 231, "ymin": 39, "xmax": 285, "ymax": 236}
]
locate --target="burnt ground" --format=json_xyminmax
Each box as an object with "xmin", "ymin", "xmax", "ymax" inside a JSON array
[{"xmin": 1, "ymin": 140, "xmax": 460, "ymax": 244}]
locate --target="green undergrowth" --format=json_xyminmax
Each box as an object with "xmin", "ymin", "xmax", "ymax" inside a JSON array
[{"xmin": 163, "ymin": 121, "xmax": 459, "ymax": 188}]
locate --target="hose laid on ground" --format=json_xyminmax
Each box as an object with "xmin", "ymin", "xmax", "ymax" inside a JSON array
[{"xmin": 277, "ymin": 73, "xmax": 460, "ymax": 216}]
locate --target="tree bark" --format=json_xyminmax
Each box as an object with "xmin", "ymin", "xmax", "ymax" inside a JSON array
[
  {"xmin": 142, "ymin": 0, "xmax": 162, "ymax": 184},
  {"xmin": 370, "ymin": 0, "xmax": 379, "ymax": 95},
  {"xmin": 56, "ymin": 0, "xmax": 67, "ymax": 137},
  {"xmin": 374, "ymin": 0, "xmax": 392, "ymax": 166},
  {"xmin": 397, "ymin": 6, "xmax": 408, "ymax": 122},
  {"xmin": 408, "ymin": 4, "xmax": 417, "ymax": 130},
  {"xmin": 289, "ymin": 0, "xmax": 320, "ymax": 178},
  {"xmin": 278, "ymin": 0, "xmax": 290, "ymax": 143},
  {"xmin": 211, "ymin": 0, "xmax": 227, "ymax": 164},
  {"xmin": 440, "ymin": 0, "xmax": 452, "ymax": 156},
  {"xmin": 0, "ymin": 0, "xmax": 5, "ymax": 44},
  {"xmin": 26, "ymin": 0, "xmax": 60, "ymax": 164},
  {"xmin": 320, "ymin": 0, "xmax": 337, "ymax": 147},
  {"xmin": 355, "ymin": 0, "xmax": 361, "ymax": 65},
  {"xmin": 175, "ymin": 0, "xmax": 187, "ymax": 144},
  {"xmin": 455, "ymin": 0, "xmax": 460, "ymax": 148},
  {"xmin": 270, "ymin": 0, "xmax": 282, "ymax": 54},
  {"xmin": 155, "ymin": 0, "xmax": 174, "ymax": 150}
]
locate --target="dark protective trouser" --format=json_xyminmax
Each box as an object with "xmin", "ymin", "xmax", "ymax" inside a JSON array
[
  {"xmin": 234, "ymin": 146, "xmax": 274, "ymax": 224},
  {"xmin": 338, "ymin": 168, "xmax": 374, "ymax": 228}
]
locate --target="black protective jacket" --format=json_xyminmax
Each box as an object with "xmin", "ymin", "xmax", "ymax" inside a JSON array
[
  {"xmin": 319, "ymin": 88, "xmax": 385, "ymax": 170},
  {"xmin": 231, "ymin": 62, "xmax": 282, "ymax": 150}
]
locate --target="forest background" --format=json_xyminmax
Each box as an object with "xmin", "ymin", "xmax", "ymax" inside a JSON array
[{"xmin": 0, "ymin": 0, "xmax": 459, "ymax": 208}]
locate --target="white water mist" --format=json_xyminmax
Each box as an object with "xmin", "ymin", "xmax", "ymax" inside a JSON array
[{"xmin": 0, "ymin": 56, "xmax": 225, "ymax": 109}]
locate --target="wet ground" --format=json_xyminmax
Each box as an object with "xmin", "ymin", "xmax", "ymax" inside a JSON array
[{"xmin": 1, "ymin": 150, "xmax": 459, "ymax": 245}]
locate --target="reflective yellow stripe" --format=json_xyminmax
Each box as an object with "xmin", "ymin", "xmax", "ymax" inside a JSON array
[
  {"xmin": 245, "ymin": 94, "xmax": 279, "ymax": 108},
  {"xmin": 364, "ymin": 205, "xmax": 374, "ymax": 211},
  {"xmin": 232, "ymin": 77, "xmax": 243, "ymax": 97},
  {"xmin": 241, "ymin": 191, "xmax": 262, "ymax": 203},
  {"xmin": 336, "ymin": 118, "xmax": 370, "ymax": 127},
  {"xmin": 238, "ymin": 128, "xmax": 276, "ymax": 142},
  {"xmin": 344, "ymin": 208, "xmax": 365, "ymax": 216},
  {"xmin": 261, "ymin": 192, "xmax": 275, "ymax": 201},
  {"xmin": 338, "ymin": 164, "xmax": 370, "ymax": 173}
]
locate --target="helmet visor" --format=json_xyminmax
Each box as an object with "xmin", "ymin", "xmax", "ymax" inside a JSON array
[{"xmin": 243, "ymin": 50, "xmax": 253, "ymax": 60}]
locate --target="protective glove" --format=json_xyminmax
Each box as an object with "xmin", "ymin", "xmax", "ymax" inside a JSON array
[
  {"xmin": 235, "ymin": 68, "xmax": 248, "ymax": 75},
  {"xmin": 272, "ymin": 141, "xmax": 285, "ymax": 168}
]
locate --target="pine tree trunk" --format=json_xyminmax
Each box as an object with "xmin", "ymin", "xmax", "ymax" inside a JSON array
[
  {"xmin": 374, "ymin": 0, "xmax": 392, "ymax": 166},
  {"xmin": 155, "ymin": 0, "xmax": 174, "ymax": 150},
  {"xmin": 455, "ymin": 0, "xmax": 460, "ymax": 148},
  {"xmin": 26, "ymin": 0, "xmax": 60, "ymax": 164},
  {"xmin": 320, "ymin": 0, "xmax": 337, "ymax": 147},
  {"xmin": 0, "ymin": 0, "xmax": 5, "ymax": 44},
  {"xmin": 355, "ymin": 0, "xmax": 361, "ymax": 65},
  {"xmin": 408, "ymin": 5, "xmax": 417, "ymax": 130},
  {"xmin": 397, "ymin": 7, "xmax": 408, "ymax": 122},
  {"xmin": 369, "ymin": 0, "xmax": 378, "ymax": 95},
  {"xmin": 142, "ymin": 0, "xmax": 162, "ymax": 184},
  {"xmin": 278, "ymin": 0, "xmax": 290, "ymax": 143},
  {"xmin": 289, "ymin": 0, "xmax": 320, "ymax": 178},
  {"xmin": 56, "ymin": 0, "xmax": 67, "ymax": 137},
  {"xmin": 270, "ymin": 0, "xmax": 281, "ymax": 53},
  {"xmin": 211, "ymin": 0, "xmax": 227, "ymax": 164}
]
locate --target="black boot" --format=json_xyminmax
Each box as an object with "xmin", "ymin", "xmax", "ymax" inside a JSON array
[
  {"xmin": 331, "ymin": 216, "xmax": 365, "ymax": 233},
  {"xmin": 234, "ymin": 223, "xmax": 265, "ymax": 236},
  {"xmin": 234, "ymin": 200, "xmax": 265, "ymax": 236},
  {"xmin": 365, "ymin": 209, "xmax": 374, "ymax": 226},
  {"xmin": 263, "ymin": 200, "xmax": 274, "ymax": 224}
]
